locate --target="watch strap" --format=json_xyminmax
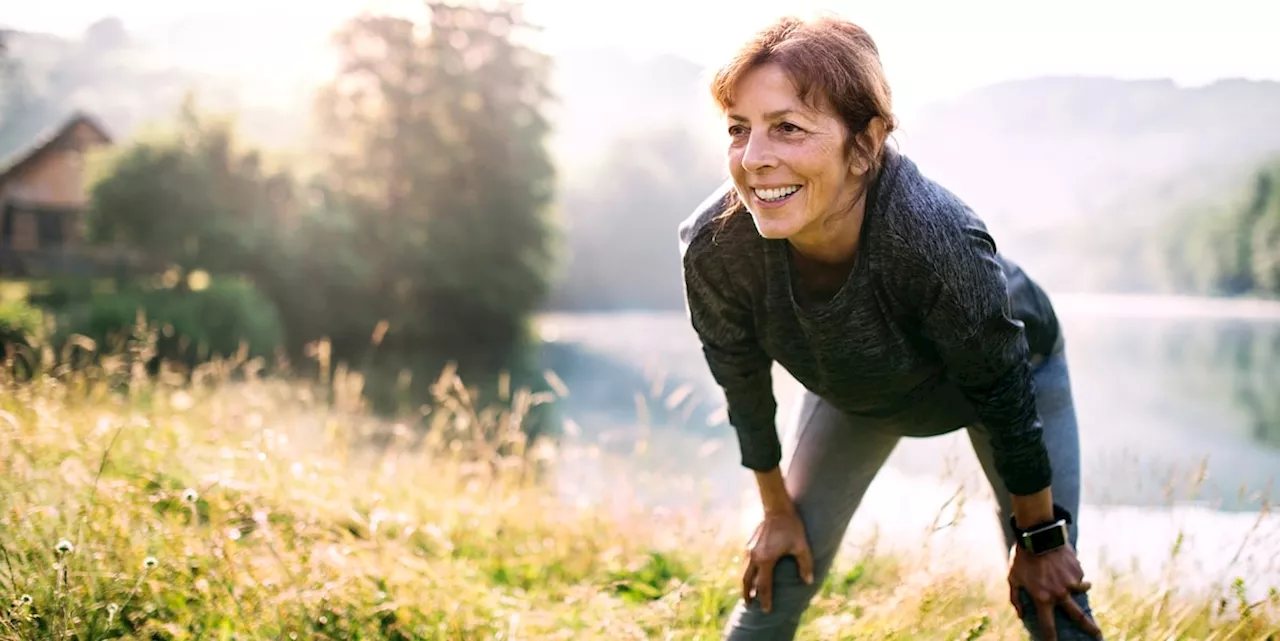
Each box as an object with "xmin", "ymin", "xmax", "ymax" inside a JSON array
[{"xmin": 1009, "ymin": 504, "xmax": 1073, "ymax": 555}]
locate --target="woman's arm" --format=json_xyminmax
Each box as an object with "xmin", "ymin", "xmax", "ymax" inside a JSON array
[
  {"xmin": 1011, "ymin": 488, "xmax": 1056, "ymax": 530},
  {"xmin": 681, "ymin": 230, "xmax": 781, "ymax": 476},
  {"xmin": 754, "ymin": 466, "xmax": 797, "ymax": 516},
  {"xmin": 892, "ymin": 219, "xmax": 1055, "ymax": 522},
  {"xmin": 887, "ymin": 199, "xmax": 1099, "ymax": 637}
]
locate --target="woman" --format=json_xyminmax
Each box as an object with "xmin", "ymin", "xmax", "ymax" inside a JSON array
[{"xmin": 678, "ymin": 15, "xmax": 1104, "ymax": 641}]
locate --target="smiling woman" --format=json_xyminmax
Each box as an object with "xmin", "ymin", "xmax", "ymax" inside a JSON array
[{"xmin": 678, "ymin": 15, "xmax": 1103, "ymax": 641}]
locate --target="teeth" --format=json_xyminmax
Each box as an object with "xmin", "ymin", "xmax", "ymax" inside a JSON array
[{"xmin": 754, "ymin": 185, "xmax": 800, "ymax": 202}]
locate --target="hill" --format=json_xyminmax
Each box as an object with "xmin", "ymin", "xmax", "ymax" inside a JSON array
[
  {"xmin": 0, "ymin": 19, "xmax": 317, "ymax": 160},
  {"xmin": 4, "ymin": 17, "xmax": 1280, "ymax": 303},
  {"xmin": 546, "ymin": 66, "xmax": 1280, "ymax": 306},
  {"xmin": 899, "ymin": 76, "xmax": 1280, "ymax": 292}
]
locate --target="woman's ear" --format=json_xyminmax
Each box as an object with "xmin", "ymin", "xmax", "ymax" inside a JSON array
[{"xmin": 849, "ymin": 116, "xmax": 889, "ymax": 176}]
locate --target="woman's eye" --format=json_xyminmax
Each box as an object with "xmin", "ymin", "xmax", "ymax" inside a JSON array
[
  {"xmin": 778, "ymin": 122, "xmax": 802, "ymax": 134},
  {"xmin": 728, "ymin": 125, "xmax": 747, "ymax": 137}
]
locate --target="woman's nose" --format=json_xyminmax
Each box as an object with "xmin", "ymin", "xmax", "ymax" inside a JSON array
[{"xmin": 740, "ymin": 133, "xmax": 777, "ymax": 173}]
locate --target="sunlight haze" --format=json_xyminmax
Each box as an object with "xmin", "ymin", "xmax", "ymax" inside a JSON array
[
  {"xmin": 3, "ymin": 1, "xmax": 1280, "ymax": 637},
  {"xmin": 8, "ymin": 0, "xmax": 1280, "ymax": 120}
]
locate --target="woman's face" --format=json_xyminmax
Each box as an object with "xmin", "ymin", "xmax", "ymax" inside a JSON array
[{"xmin": 725, "ymin": 63, "xmax": 867, "ymax": 245}]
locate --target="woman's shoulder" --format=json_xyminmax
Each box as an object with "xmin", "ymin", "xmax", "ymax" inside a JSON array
[
  {"xmin": 872, "ymin": 152, "xmax": 999, "ymax": 275},
  {"xmin": 678, "ymin": 180, "xmax": 765, "ymax": 268}
]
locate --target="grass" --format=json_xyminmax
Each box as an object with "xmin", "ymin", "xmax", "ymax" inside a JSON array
[{"xmin": 0, "ymin": 340, "xmax": 1277, "ymax": 640}]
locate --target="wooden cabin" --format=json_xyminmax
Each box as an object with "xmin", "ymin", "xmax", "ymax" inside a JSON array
[{"xmin": 0, "ymin": 112, "xmax": 113, "ymax": 276}]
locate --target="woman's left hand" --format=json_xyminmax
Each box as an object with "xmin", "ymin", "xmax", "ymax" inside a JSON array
[{"xmin": 1007, "ymin": 543, "xmax": 1101, "ymax": 639}]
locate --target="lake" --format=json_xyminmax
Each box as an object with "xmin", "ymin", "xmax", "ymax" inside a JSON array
[{"xmin": 534, "ymin": 293, "xmax": 1280, "ymax": 598}]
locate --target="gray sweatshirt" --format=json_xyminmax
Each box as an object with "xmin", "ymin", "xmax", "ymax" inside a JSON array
[{"xmin": 678, "ymin": 147, "xmax": 1060, "ymax": 496}]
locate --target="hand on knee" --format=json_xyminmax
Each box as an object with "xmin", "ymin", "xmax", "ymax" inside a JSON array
[{"xmin": 741, "ymin": 511, "xmax": 816, "ymax": 614}]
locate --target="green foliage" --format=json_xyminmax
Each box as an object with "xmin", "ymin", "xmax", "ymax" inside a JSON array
[
  {"xmin": 22, "ymin": 277, "xmax": 116, "ymax": 312},
  {"xmin": 25, "ymin": 2, "xmax": 560, "ymax": 430},
  {"xmin": 0, "ymin": 354, "xmax": 1276, "ymax": 639},
  {"xmin": 55, "ymin": 278, "xmax": 284, "ymax": 367},
  {"xmin": 607, "ymin": 551, "xmax": 692, "ymax": 604},
  {"xmin": 84, "ymin": 95, "xmax": 296, "ymax": 277},
  {"xmin": 313, "ymin": 0, "xmax": 560, "ymax": 378},
  {"xmin": 1163, "ymin": 158, "xmax": 1280, "ymax": 298},
  {"xmin": 0, "ymin": 298, "xmax": 42, "ymax": 351}
]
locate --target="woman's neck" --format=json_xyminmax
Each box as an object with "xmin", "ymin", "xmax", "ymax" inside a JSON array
[{"xmin": 787, "ymin": 186, "xmax": 868, "ymax": 266}]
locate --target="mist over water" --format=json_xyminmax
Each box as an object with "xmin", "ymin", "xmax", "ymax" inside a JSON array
[
  {"xmin": 5, "ymin": 1, "xmax": 1280, "ymax": 614},
  {"xmin": 537, "ymin": 293, "xmax": 1280, "ymax": 598}
]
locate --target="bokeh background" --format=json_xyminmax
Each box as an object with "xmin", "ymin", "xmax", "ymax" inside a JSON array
[{"xmin": 2, "ymin": 0, "xmax": 1279, "ymax": 600}]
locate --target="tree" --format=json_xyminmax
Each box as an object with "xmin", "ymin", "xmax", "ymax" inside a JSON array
[
  {"xmin": 1249, "ymin": 167, "xmax": 1280, "ymax": 293},
  {"xmin": 85, "ymin": 95, "xmax": 296, "ymax": 280},
  {"xmin": 314, "ymin": 0, "xmax": 559, "ymax": 375},
  {"xmin": 1162, "ymin": 158, "xmax": 1280, "ymax": 298}
]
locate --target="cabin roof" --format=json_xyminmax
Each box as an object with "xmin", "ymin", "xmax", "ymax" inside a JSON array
[{"xmin": 0, "ymin": 111, "xmax": 113, "ymax": 187}]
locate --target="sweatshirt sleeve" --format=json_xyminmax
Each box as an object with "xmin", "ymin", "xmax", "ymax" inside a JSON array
[
  {"xmin": 894, "ymin": 220, "xmax": 1053, "ymax": 496},
  {"xmin": 680, "ymin": 226, "xmax": 780, "ymax": 472}
]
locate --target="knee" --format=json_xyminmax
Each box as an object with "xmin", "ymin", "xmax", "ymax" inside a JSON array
[
  {"xmin": 757, "ymin": 556, "xmax": 825, "ymax": 607},
  {"xmin": 724, "ymin": 557, "xmax": 824, "ymax": 638}
]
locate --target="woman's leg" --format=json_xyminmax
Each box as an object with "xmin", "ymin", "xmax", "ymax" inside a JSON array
[
  {"xmin": 723, "ymin": 390, "xmax": 901, "ymax": 641},
  {"xmin": 966, "ymin": 348, "xmax": 1101, "ymax": 640}
]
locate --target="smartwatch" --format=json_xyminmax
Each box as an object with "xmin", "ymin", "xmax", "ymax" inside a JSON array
[{"xmin": 1010, "ymin": 504, "xmax": 1072, "ymax": 555}]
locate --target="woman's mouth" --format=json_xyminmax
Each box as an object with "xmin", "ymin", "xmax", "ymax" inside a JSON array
[{"xmin": 753, "ymin": 185, "xmax": 801, "ymax": 205}]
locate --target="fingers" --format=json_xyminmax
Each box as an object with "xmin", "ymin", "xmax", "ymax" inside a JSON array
[
  {"xmin": 1073, "ymin": 580, "xmax": 1093, "ymax": 593},
  {"xmin": 755, "ymin": 557, "xmax": 777, "ymax": 613},
  {"xmin": 1059, "ymin": 594, "xmax": 1103, "ymax": 638},
  {"xmin": 741, "ymin": 561, "xmax": 757, "ymax": 604},
  {"xmin": 1035, "ymin": 599, "xmax": 1057, "ymax": 641},
  {"xmin": 1008, "ymin": 583, "xmax": 1024, "ymax": 619},
  {"xmin": 795, "ymin": 543, "xmax": 815, "ymax": 585}
]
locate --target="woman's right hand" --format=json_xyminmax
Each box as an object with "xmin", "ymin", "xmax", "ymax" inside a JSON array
[{"xmin": 742, "ymin": 508, "xmax": 815, "ymax": 613}]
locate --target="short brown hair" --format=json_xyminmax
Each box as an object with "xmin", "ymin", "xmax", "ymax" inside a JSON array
[{"xmin": 710, "ymin": 14, "xmax": 897, "ymax": 174}]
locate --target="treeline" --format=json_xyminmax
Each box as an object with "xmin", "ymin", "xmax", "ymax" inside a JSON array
[
  {"xmin": 1159, "ymin": 157, "xmax": 1280, "ymax": 298},
  {"xmin": 13, "ymin": 2, "xmax": 560, "ymax": 412}
]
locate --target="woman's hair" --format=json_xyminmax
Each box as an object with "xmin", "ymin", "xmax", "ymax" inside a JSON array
[{"xmin": 709, "ymin": 15, "xmax": 898, "ymax": 218}]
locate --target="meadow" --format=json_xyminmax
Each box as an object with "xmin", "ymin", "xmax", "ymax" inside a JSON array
[{"xmin": 1, "ymin": 335, "xmax": 1277, "ymax": 640}]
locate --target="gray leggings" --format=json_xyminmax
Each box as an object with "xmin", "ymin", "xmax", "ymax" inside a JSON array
[{"xmin": 722, "ymin": 348, "xmax": 1100, "ymax": 640}]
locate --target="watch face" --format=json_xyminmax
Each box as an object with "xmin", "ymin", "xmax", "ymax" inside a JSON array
[{"xmin": 1024, "ymin": 521, "xmax": 1068, "ymax": 555}]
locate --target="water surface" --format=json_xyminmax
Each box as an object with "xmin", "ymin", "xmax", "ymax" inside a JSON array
[{"xmin": 535, "ymin": 294, "xmax": 1280, "ymax": 596}]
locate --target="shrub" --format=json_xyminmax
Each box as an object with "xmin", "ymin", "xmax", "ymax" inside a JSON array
[
  {"xmin": 55, "ymin": 278, "xmax": 284, "ymax": 368},
  {"xmin": 24, "ymin": 277, "xmax": 116, "ymax": 312},
  {"xmin": 0, "ymin": 297, "xmax": 42, "ymax": 351}
]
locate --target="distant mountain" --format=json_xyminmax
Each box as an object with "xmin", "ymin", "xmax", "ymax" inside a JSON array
[
  {"xmin": 903, "ymin": 76, "xmax": 1280, "ymax": 229},
  {"xmin": 898, "ymin": 76, "xmax": 1280, "ymax": 291},
  {"xmin": 6, "ymin": 15, "xmax": 1280, "ymax": 300},
  {"xmin": 543, "ymin": 65, "xmax": 1280, "ymax": 305},
  {"xmin": 0, "ymin": 20, "xmax": 314, "ymax": 158},
  {"xmin": 0, "ymin": 25, "xmax": 713, "ymax": 171}
]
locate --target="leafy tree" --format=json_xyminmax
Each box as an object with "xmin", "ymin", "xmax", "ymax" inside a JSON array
[
  {"xmin": 1248, "ymin": 169, "xmax": 1280, "ymax": 293},
  {"xmin": 313, "ymin": 0, "xmax": 559, "ymax": 374},
  {"xmin": 84, "ymin": 94, "xmax": 297, "ymax": 281},
  {"xmin": 1163, "ymin": 158, "xmax": 1280, "ymax": 298}
]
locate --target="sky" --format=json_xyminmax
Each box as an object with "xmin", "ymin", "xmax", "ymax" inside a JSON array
[{"xmin": 5, "ymin": 0, "xmax": 1280, "ymax": 118}]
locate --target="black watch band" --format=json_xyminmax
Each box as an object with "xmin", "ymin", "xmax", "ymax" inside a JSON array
[{"xmin": 1010, "ymin": 504, "xmax": 1073, "ymax": 555}]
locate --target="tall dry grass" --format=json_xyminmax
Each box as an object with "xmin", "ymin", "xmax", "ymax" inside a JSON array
[{"xmin": 0, "ymin": 334, "xmax": 1277, "ymax": 640}]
